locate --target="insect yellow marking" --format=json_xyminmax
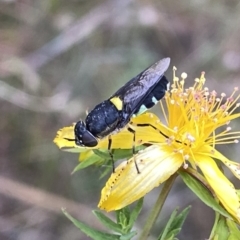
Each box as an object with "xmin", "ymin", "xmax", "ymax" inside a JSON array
[{"xmin": 110, "ymin": 97, "xmax": 123, "ymax": 110}]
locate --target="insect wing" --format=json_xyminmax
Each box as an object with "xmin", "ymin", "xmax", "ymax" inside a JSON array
[{"xmin": 111, "ymin": 57, "xmax": 170, "ymax": 115}]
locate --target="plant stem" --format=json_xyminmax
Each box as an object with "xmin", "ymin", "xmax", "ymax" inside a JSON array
[{"xmin": 139, "ymin": 173, "xmax": 177, "ymax": 240}]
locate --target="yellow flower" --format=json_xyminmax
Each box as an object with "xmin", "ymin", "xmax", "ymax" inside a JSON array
[{"xmin": 99, "ymin": 70, "xmax": 240, "ymax": 222}]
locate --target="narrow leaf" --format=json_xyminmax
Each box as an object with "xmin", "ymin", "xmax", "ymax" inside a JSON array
[
  {"xmin": 166, "ymin": 229, "xmax": 181, "ymax": 239},
  {"xmin": 119, "ymin": 231, "xmax": 137, "ymax": 240},
  {"xmin": 226, "ymin": 219, "xmax": 240, "ymax": 237},
  {"xmin": 163, "ymin": 207, "xmax": 191, "ymax": 239},
  {"xmin": 212, "ymin": 217, "xmax": 229, "ymax": 240},
  {"xmin": 93, "ymin": 210, "xmax": 124, "ymax": 234},
  {"xmin": 117, "ymin": 207, "xmax": 131, "ymax": 227},
  {"xmin": 128, "ymin": 198, "xmax": 144, "ymax": 230},
  {"xmin": 72, "ymin": 154, "xmax": 103, "ymax": 173},
  {"xmin": 99, "ymin": 164, "xmax": 112, "ymax": 179},
  {"xmin": 179, "ymin": 171, "xmax": 232, "ymax": 219},
  {"xmin": 93, "ymin": 149, "xmax": 111, "ymax": 159},
  {"xmin": 159, "ymin": 208, "xmax": 178, "ymax": 240},
  {"xmin": 62, "ymin": 209, "xmax": 120, "ymax": 240},
  {"xmin": 170, "ymin": 206, "xmax": 191, "ymax": 230}
]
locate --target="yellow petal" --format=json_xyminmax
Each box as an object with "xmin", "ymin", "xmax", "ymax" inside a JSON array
[
  {"xmin": 199, "ymin": 145, "xmax": 240, "ymax": 181},
  {"xmin": 98, "ymin": 145, "xmax": 182, "ymax": 211},
  {"xmin": 196, "ymin": 156, "xmax": 240, "ymax": 222},
  {"xmin": 53, "ymin": 126, "xmax": 80, "ymax": 149}
]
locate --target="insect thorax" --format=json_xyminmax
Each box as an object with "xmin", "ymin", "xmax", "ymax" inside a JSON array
[{"xmin": 85, "ymin": 100, "xmax": 121, "ymax": 138}]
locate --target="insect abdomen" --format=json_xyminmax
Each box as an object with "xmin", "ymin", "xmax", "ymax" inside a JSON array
[{"xmin": 134, "ymin": 75, "xmax": 169, "ymax": 116}]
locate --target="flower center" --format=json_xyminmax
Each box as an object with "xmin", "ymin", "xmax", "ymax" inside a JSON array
[{"xmin": 158, "ymin": 69, "xmax": 240, "ymax": 166}]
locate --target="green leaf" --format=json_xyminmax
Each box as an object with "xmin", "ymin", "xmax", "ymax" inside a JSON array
[
  {"xmin": 62, "ymin": 208, "xmax": 121, "ymax": 240},
  {"xmin": 116, "ymin": 209, "xmax": 121, "ymax": 225},
  {"xmin": 112, "ymin": 147, "xmax": 145, "ymax": 160},
  {"xmin": 164, "ymin": 234, "xmax": 175, "ymax": 240},
  {"xmin": 128, "ymin": 198, "xmax": 144, "ymax": 230},
  {"xmin": 93, "ymin": 149, "xmax": 111, "ymax": 159},
  {"xmin": 116, "ymin": 207, "xmax": 131, "ymax": 229},
  {"xmin": 179, "ymin": 171, "xmax": 232, "ymax": 219},
  {"xmin": 73, "ymin": 147, "xmax": 146, "ymax": 176},
  {"xmin": 226, "ymin": 219, "xmax": 240, "ymax": 239},
  {"xmin": 112, "ymin": 149, "xmax": 133, "ymax": 160},
  {"xmin": 93, "ymin": 210, "xmax": 124, "ymax": 234},
  {"xmin": 159, "ymin": 208, "xmax": 178, "ymax": 240},
  {"xmin": 158, "ymin": 207, "xmax": 191, "ymax": 240},
  {"xmin": 165, "ymin": 230, "xmax": 180, "ymax": 239},
  {"xmin": 212, "ymin": 216, "xmax": 229, "ymax": 240},
  {"xmin": 72, "ymin": 154, "xmax": 104, "ymax": 173},
  {"xmin": 170, "ymin": 206, "xmax": 191, "ymax": 231},
  {"xmin": 94, "ymin": 147, "xmax": 145, "ymax": 163},
  {"xmin": 99, "ymin": 164, "xmax": 112, "ymax": 179},
  {"xmin": 93, "ymin": 149, "xmax": 132, "ymax": 163},
  {"xmin": 119, "ymin": 232, "xmax": 137, "ymax": 240}
]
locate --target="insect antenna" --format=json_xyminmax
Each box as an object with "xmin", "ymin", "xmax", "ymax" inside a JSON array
[{"xmin": 63, "ymin": 137, "xmax": 76, "ymax": 141}]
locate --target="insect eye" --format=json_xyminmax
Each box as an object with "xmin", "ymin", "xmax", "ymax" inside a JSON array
[
  {"xmin": 81, "ymin": 131, "xmax": 98, "ymax": 147},
  {"xmin": 74, "ymin": 121, "xmax": 98, "ymax": 147}
]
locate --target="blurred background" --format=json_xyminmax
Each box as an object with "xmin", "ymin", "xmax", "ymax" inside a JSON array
[{"xmin": 1, "ymin": 0, "xmax": 240, "ymax": 239}]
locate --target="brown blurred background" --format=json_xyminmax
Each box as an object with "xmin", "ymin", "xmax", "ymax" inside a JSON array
[{"xmin": 1, "ymin": 1, "xmax": 240, "ymax": 239}]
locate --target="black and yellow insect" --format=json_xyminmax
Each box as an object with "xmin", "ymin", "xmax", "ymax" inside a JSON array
[
  {"xmin": 65, "ymin": 58, "xmax": 170, "ymax": 171},
  {"xmin": 73, "ymin": 57, "xmax": 170, "ymax": 150}
]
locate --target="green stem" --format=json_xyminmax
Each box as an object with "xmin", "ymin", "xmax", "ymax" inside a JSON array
[{"xmin": 139, "ymin": 173, "xmax": 177, "ymax": 240}]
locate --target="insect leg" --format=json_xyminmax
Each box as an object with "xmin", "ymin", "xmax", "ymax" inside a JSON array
[
  {"xmin": 131, "ymin": 123, "xmax": 182, "ymax": 144},
  {"xmin": 108, "ymin": 135, "xmax": 115, "ymax": 172},
  {"xmin": 127, "ymin": 127, "xmax": 140, "ymax": 174},
  {"xmin": 134, "ymin": 123, "xmax": 168, "ymax": 138}
]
